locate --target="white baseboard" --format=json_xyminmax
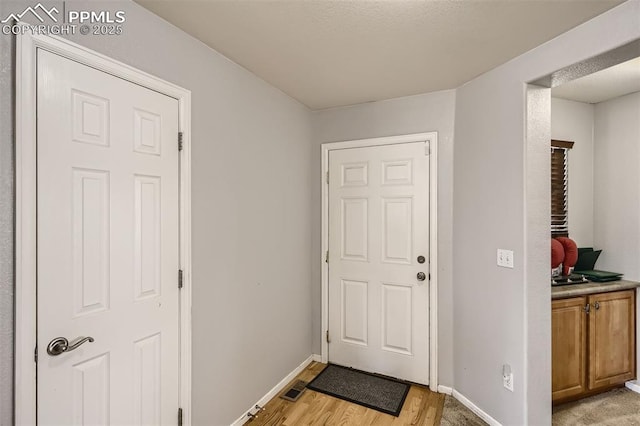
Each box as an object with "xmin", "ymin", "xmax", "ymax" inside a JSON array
[
  {"xmin": 437, "ymin": 385, "xmax": 453, "ymax": 395},
  {"xmin": 451, "ymin": 389, "xmax": 502, "ymax": 426},
  {"xmin": 311, "ymin": 354, "xmax": 322, "ymax": 362},
  {"xmin": 626, "ymin": 380, "xmax": 640, "ymax": 394},
  {"xmin": 230, "ymin": 355, "xmax": 314, "ymax": 426}
]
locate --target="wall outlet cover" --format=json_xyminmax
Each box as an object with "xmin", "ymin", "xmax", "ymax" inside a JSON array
[
  {"xmin": 503, "ymin": 372, "xmax": 514, "ymax": 392},
  {"xmin": 497, "ymin": 249, "xmax": 514, "ymax": 268}
]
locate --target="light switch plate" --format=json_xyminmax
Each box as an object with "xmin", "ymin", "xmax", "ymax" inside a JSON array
[{"xmin": 497, "ymin": 249, "xmax": 514, "ymax": 268}]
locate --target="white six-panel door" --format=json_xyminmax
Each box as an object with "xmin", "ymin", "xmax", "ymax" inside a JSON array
[
  {"xmin": 328, "ymin": 142, "xmax": 429, "ymax": 384},
  {"xmin": 37, "ymin": 49, "xmax": 180, "ymax": 425}
]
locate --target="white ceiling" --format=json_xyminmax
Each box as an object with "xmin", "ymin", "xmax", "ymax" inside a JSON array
[
  {"xmin": 551, "ymin": 56, "xmax": 640, "ymax": 104},
  {"xmin": 136, "ymin": 0, "xmax": 624, "ymax": 110}
]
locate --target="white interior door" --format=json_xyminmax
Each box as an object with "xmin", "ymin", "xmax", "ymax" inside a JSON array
[
  {"xmin": 328, "ymin": 142, "xmax": 430, "ymax": 384},
  {"xmin": 37, "ymin": 49, "xmax": 180, "ymax": 425}
]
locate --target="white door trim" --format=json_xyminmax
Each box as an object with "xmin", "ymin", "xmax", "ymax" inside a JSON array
[
  {"xmin": 15, "ymin": 28, "xmax": 192, "ymax": 425},
  {"xmin": 320, "ymin": 132, "xmax": 439, "ymax": 392}
]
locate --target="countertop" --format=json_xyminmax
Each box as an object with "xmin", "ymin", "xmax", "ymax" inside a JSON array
[{"xmin": 551, "ymin": 279, "xmax": 640, "ymax": 299}]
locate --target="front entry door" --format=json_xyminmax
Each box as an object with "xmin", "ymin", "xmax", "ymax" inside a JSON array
[
  {"xmin": 37, "ymin": 50, "xmax": 180, "ymax": 425},
  {"xmin": 328, "ymin": 142, "xmax": 430, "ymax": 384}
]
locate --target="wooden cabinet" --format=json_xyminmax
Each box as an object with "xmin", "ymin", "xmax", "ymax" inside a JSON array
[
  {"xmin": 552, "ymin": 289, "xmax": 636, "ymax": 403},
  {"xmin": 589, "ymin": 290, "xmax": 636, "ymax": 390},
  {"xmin": 552, "ymin": 297, "xmax": 587, "ymax": 401}
]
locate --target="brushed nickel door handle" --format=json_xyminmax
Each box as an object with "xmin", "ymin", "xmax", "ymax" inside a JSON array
[{"xmin": 47, "ymin": 336, "xmax": 95, "ymax": 356}]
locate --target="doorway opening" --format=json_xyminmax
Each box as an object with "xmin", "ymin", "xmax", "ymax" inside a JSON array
[{"xmin": 527, "ymin": 38, "xmax": 640, "ymax": 419}]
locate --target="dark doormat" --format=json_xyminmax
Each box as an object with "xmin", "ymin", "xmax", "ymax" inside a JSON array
[{"xmin": 306, "ymin": 364, "xmax": 410, "ymax": 417}]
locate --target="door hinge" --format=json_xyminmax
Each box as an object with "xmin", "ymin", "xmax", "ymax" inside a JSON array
[
  {"xmin": 325, "ymin": 250, "xmax": 329, "ymax": 263},
  {"xmin": 178, "ymin": 132, "xmax": 184, "ymax": 151},
  {"xmin": 326, "ymin": 330, "xmax": 330, "ymax": 343},
  {"xmin": 34, "ymin": 345, "xmax": 38, "ymax": 363},
  {"xmin": 425, "ymin": 140, "xmax": 430, "ymax": 156},
  {"xmin": 178, "ymin": 408, "xmax": 183, "ymax": 426},
  {"xmin": 178, "ymin": 269, "xmax": 184, "ymax": 289},
  {"xmin": 325, "ymin": 171, "xmax": 329, "ymax": 184}
]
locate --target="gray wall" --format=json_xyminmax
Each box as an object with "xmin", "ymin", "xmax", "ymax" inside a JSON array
[
  {"xmin": 0, "ymin": 1, "xmax": 313, "ymax": 424},
  {"xmin": 453, "ymin": 2, "xmax": 640, "ymax": 424},
  {"xmin": 311, "ymin": 90, "xmax": 456, "ymax": 387},
  {"xmin": 594, "ymin": 91, "xmax": 640, "ymax": 281},
  {"xmin": 0, "ymin": 1, "xmax": 15, "ymax": 423}
]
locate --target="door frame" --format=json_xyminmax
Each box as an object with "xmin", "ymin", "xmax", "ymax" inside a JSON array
[
  {"xmin": 14, "ymin": 29, "xmax": 193, "ymax": 425},
  {"xmin": 320, "ymin": 132, "xmax": 438, "ymax": 391}
]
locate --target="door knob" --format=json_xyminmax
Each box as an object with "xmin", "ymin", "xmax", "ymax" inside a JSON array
[
  {"xmin": 417, "ymin": 272, "xmax": 426, "ymax": 281},
  {"xmin": 47, "ymin": 336, "xmax": 94, "ymax": 356}
]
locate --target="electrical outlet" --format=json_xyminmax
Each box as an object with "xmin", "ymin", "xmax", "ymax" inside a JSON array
[
  {"xmin": 497, "ymin": 249, "xmax": 514, "ymax": 268},
  {"xmin": 502, "ymin": 364, "xmax": 514, "ymax": 391},
  {"xmin": 503, "ymin": 372, "xmax": 514, "ymax": 391}
]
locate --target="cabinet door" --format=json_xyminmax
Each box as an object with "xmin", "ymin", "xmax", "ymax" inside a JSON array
[
  {"xmin": 552, "ymin": 296, "xmax": 588, "ymax": 402},
  {"xmin": 589, "ymin": 290, "xmax": 636, "ymax": 390}
]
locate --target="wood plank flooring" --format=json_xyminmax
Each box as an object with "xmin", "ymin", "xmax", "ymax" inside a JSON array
[{"xmin": 244, "ymin": 362, "xmax": 445, "ymax": 426}]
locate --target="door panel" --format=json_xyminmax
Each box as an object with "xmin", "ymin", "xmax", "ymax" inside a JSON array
[
  {"xmin": 382, "ymin": 197, "xmax": 412, "ymax": 264},
  {"xmin": 588, "ymin": 290, "xmax": 636, "ymax": 390},
  {"xmin": 381, "ymin": 283, "xmax": 412, "ymax": 355},
  {"xmin": 71, "ymin": 353, "xmax": 110, "ymax": 425},
  {"xmin": 133, "ymin": 333, "xmax": 162, "ymax": 425},
  {"xmin": 37, "ymin": 49, "xmax": 179, "ymax": 425},
  {"xmin": 72, "ymin": 169, "xmax": 110, "ymax": 316},
  {"xmin": 341, "ymin": 198, "xmax": 368, "ymax": 261},
  {"xmin": 328, "ymin": 142, "xmax": 429, "ymax": 384},
  {"xmin": 341, "ymin": 279, "xmax": 369, "ymax": 345},
  {"xmin": 133, "ymin": 175, "xmax": 162, "ymax": 301},
  {"xmin": 551, "ymin": 297, "xmax": 587, "ymax": 402}
]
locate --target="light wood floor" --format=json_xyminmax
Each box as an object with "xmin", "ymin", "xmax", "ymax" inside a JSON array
[{"xmin": 244, "ymin": 362, "xmax": 445, "ymax": 426}]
